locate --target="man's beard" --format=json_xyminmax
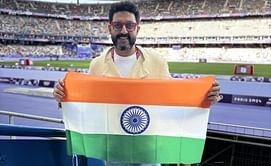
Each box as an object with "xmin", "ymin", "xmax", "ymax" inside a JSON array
[{"xmin": 111, "ymin": 34, "xmax": 136, "ymax": 51}]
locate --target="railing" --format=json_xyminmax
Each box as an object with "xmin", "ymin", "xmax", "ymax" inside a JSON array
[
  {"xmin": 0, "ymin": 111, "xmax": 105, "ymax": 166},
  {"xmin": 0, "ymin": 110, "xmax": 63, "ymax": 125},
  {"xmin": 0, "ymin": 123, "xmax": 65, "ymax": 137},
  {"xmin": 0, "ymin": 110, "xmax": 63, "ymax": 139},
  {"xmin": 1, "ymin": 110, "xmax": 270, "ymax": 140},
  {"xmin": 209, "ymin": 122, "xmax": 271, "ymax": 133},
  {"xmin": 208, "ymin": 121, "xmax": 271, "ymax": 140},
  {"xmin": 1, "ymin": 110, "xmax": 269, "ymax": 165}
]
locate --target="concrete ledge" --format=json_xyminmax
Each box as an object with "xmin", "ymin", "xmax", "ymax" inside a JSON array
[{"xmin": 4, "ymin": 87, "xmax": 54, "ymax": 98}]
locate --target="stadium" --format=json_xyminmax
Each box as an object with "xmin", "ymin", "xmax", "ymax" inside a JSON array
[{"xmin": 0, "ymin": 0, "xmax": 270, "ymax": 166}]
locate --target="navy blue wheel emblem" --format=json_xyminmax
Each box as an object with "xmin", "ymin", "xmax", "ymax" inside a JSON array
[{"xmin": 120, "ymin": 106, "xmax": 150, "ymax": 134}]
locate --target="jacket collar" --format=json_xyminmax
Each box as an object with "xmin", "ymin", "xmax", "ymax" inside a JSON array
[{"xmin": 102, "ymin": 46, "xmax": 150, "ymax": 78}]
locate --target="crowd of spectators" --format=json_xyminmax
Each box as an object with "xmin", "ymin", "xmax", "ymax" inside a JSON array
[
  {"xmin": 0, "ymin": 14, "xmax": 108, "ymax": 36},
  {"xmin": 0, "ymin": 0, "xmax": 270, "ymax": 17},
  {"xmin": 0, "ymin": 0, "xmax": 270, "ymax": 43},
  {"xmin": 1, "ymin": 44, "xmax": 270, "ymax": 64},
  {"xmin": 1, "ymin": 13, "xmax": 270, "ymax": 39},
  {"xmin": 0, "ymin": 44, "xmax": 64, "ymax": 57},
  {"xmin": 0, "ymin": 0, "xmax": 270, "ymax": 64},
  {"xmin": 150, "ymin": 47, "xmax": 271, "ymax": 64},
  {"xmin": 0, "ymin": 44, "xmax": 106, "ymax": 59},
  {"xmin": 138, "ymin": 18, "xmax": 271, "ymax": 38}
]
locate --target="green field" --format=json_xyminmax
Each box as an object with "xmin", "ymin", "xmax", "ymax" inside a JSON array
[{"xmin": 1, "ymin": 60, "xmax": 270, "ymax": 77}]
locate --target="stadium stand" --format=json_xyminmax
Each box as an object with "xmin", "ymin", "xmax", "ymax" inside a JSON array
[
  {"xmin": 1, "ymin": 44, "xmax": 270, "ymax": 64},
  {"xmin": 0, "ymin": 0, "xmax": 270, "ymax": 63},
  {"xmin": 0, "ymin": 45, "xmax": 63, "ymax": 57},
  {"xmin": 0, "ymin": 14, "xmax": 270, "ymax": 44},
  {"xmin": 0, "ymin": 0, "xmax": 270, "ymax": 17},
  {"xmin": 0, "ymin": 0, "xmax": 270, "ymax": 46},
  {"xmin": 0, "ymin": 14, "xmax": 108, "ymax": 36},
  {"xmin": 0, "ymin": 0, "xmax": 270, "ymax": 165},
  {"xmin": 138, "ymin": 18, "xmax": 271, "ymax": 37},
  {"xmin": 153, "ymin": 47, "xmax": 271, "ymax": 64},
  {"xmin": 0, "ymin": 6, "xmax": 270, "ymax": 37}
]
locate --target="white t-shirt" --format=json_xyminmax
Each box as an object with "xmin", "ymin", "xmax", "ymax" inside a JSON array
[{"xmin": 114, "ymin": 51, "xmax": 137, "ymax": 77}]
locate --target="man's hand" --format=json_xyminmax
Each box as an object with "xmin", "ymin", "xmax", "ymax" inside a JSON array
[
  {"xmin": 53, "ymin": 79, "xmax": 65, "ymax": 103},
  {"xmin": 208, "ymin": 80, "xmax": 221, "ymax": 105}
]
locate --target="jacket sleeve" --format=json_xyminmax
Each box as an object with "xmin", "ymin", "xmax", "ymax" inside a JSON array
[
  {"xmin": 159, "ymin": 57, "xmax": 172, "ymax": 79},
  {"xmin": 88, "ymin": 58, "xmax": 97, "ymax": 74}
]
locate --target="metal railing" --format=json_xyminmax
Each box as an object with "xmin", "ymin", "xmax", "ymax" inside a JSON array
[
  {"xmin": 0, "ymin": 110, "xmax": 63, "ymax": 124},
  {"xmin": 208, "ymin": 121, "xmax": 271, "ymax": 139},
  {"xmin": 1, "ymin": 109, "xmax": 270, "ymax": 139},
  {"xmin": 0, "ymin": 110, "xmax": 63, "ymax": 139}
]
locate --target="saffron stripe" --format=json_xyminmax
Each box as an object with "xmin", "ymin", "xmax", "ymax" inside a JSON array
[{"xmin": 62, "ymin": 72, "xmax": 214, "ymax": 108}]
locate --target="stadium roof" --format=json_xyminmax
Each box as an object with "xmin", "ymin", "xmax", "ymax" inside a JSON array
[{"xmin": 24, "ymin": 0, "xmax": 129, "ymax": 4}]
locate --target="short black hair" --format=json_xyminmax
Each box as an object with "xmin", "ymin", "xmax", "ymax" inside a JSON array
[{"xmin": 109, "ymin": 1, "xmax": 140, "ymax": 23}]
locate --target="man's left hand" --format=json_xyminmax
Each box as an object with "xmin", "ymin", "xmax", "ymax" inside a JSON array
[{"xmin": 208, "ymin": 80, "xmax": 221, "ymax": 104}]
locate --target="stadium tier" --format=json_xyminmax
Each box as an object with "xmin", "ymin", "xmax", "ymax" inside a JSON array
[
  {"xmin": 1, "ymin": 14, "xmax": 270, "ymax": 43},
  {"xmin": 1, "ymin": 45, "xmax": 271, "ymax": 64},
  {"xmin": 0, "ymin": 0, "xmax": 270, "ymax": 45},
  {"xmin": 0, "ymin": 0, "xmax": 271, "ymax": 166},
  {"xmin": 0, "ymin": 0, "xmax": 270, "ymax": 17}
]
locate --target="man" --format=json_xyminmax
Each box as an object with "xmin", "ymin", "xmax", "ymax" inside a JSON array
[{"xmin": 53, "ymin": 1, "xmax": 220, "ymax": 166}]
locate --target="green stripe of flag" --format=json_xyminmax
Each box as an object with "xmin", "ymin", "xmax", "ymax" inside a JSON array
[{"xmin": 66, "ymin": 130, "xmax": 205, "ymax": 164}]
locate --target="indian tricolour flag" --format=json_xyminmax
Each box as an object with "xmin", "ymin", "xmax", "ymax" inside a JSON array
[{"xmin": 62, "ymin": 72, "xmax": 214, "ymax": 164}]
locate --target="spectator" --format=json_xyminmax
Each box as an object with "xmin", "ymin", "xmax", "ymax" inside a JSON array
[{"xmin": 53, "ymin": 1, "xmax": 221, "ymax": 166}]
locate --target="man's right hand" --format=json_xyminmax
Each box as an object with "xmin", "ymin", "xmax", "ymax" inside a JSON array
[{"xmin": 53, "ymin": 79, "xmax": 65, "ymax": 103}]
